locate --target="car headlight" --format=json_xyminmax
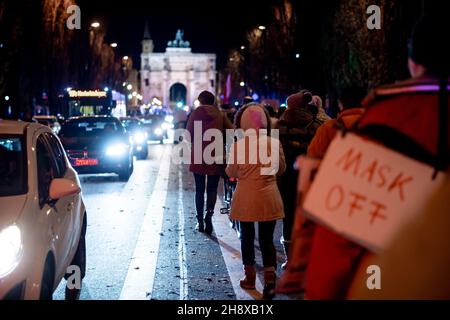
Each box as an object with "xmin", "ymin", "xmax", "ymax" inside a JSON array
[
  {"xmin": 106, "ymin": 143, "xmax": 127, "ymax": 156},
  {"xmin": 0, "ymin": 225, "xmax": 23, "ymax": 278},
  {"xmin": 154, "ymin": 128, "xmax": 163, "ymax": 136},
  {"xmin": 133, "ymin": 132, "xmax": 146, "ymax": 144}
]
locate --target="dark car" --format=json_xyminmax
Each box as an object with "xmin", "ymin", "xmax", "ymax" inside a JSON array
[
  {"xmin": 120, "ymin": 117, "xmax": 149, "ymax": 160},
  {"xmin": 141, "ymin": 114, "xmax": 170, "ymax": 144},
  {"xmin": 59, "ymin": 116, "xmax": 134, "ymax": 181}
]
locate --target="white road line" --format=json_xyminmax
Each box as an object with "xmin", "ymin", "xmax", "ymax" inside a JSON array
[
  {"xmin": 213, "ymin": 197, "xmax": 264, "ymax": 300},
  {"xmin": 119, "ymin": 147, "xmax": 171, "ymax": 300},
  {"xmin": 178, "ymin": 169, "xmax": 188, "ymax": 300}
]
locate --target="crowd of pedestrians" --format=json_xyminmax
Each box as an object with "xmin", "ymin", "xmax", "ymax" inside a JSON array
[{"xmin": 187, "ymin": 14, "xmax": 450, "ymax": 300}]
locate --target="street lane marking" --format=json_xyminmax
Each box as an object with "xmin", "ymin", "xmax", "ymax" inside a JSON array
[
  {"xmin": 214, "ymin": 197, "xmax": 264, "ymax": 300},
  {"xmin": 119, "ymin": 147, "xmax": 171, "ymax": 300},
  {"xmin": 178, "ymin": 169, "xmax": 188, "ymax": 300}
]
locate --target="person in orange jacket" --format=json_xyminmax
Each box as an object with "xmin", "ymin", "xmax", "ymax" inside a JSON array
[
  {"xmin": 282, "ymin": 86, "xmax": 366, "ymax": 293},
  {"xmin": 304, "ymin": 15, "xmax": 450, "ymax": 300}
]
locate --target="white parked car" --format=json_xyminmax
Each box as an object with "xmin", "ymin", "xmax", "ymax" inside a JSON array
[{"xmin": 0, "ymin": 120, "xmax": 86, "ymax": 300}]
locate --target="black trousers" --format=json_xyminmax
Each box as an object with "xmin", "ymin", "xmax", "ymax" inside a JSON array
[
  {"xmin": 240, "ymin": 221, "xmax": 277, "ymax": 268},
  {"xmin": 278, "ymin": 167, "xmax": 299, "ymax": 242},
  {"xmin": 193, "ymin": 174, "xmax": 220, "ymax": 219}
]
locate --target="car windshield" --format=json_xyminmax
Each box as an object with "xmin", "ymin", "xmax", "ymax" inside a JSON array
[
  {"xmin": 60, "ymin": 118, "xmax": 124, "ymax": 137},
  {"xmin": 121, "ymin": 119, "xmax": 140, "ymax": 130},
  {"xmin": 0, "ymin": 136, "xmax": 27, "ymax": 197},
  {"xmin": 36, "ymin": 119, "xmax": 55, "ymax": 126}
]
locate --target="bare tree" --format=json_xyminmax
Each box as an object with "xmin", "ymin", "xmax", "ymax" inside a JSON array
[
  {"xmin": 245, "ymin": 0, "xmax": 297, "ymax": 99},
  {"xmin": 0, "ymin": 0, "xmax": 123, "ymax": 117}
]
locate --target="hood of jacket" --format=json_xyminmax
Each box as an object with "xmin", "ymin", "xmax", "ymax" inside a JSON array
[{"xmin": 240, "ymin": 105, "xmax": 268, "ymax": 131}]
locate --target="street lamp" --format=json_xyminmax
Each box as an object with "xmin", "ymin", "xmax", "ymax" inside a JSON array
[
  {"xmin": 110, "ymin": 43, "xmax": 118, "ymax": 48},
  {"xmin": 258, "ymin": 25, "xmax": 266, "ymax": 30},
  {"xmin": 91, "ymin": 22, "xmax": 101, "ymax": 29},
  {"xmin": 123, "ymin": 56, "xmax": 129, "ymax": 61}
]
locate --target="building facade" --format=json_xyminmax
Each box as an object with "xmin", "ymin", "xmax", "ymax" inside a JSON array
[{"xmin": 140, "ymin": 28, "xmax": 216, "ymax": 108}]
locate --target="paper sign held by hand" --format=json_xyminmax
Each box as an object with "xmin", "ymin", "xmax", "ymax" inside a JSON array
[{"xmin": 303, "ymin": 133, "xmax": 446, "ymax": 253}]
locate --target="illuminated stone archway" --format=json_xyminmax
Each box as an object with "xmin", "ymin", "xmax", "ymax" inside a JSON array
[{"xmin": 140, "ymin": 30, "xmax": 216, "ymax": 108}]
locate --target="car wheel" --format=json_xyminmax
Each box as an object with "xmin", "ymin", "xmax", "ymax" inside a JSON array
[
  {"xmin": 138, "ymin": 146, "xmax": 148, "ymax": 160},
  {"xmin": 138, "ymin": 150, "xmax": 148, "ymax": 160},
  {"xmin": 65, "ymin": 214, "xmax": 87, "ymax": 300},
  {"xmin": 119, "ymin": 159, "xmax": 133, "ymax": 181},
  {"xmin": 40, "ymin": 259, "xmax": 54, "ymax": 300}
]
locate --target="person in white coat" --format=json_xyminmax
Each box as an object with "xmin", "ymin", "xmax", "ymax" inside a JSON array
[{"xmin": 226, "ymin": 103, "xmax": 286, "ymax": 299}]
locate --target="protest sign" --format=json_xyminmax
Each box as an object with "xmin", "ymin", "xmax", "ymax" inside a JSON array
[{"xmin": 303, "ymin": 133, "xmax": 446, "ymax": 253}]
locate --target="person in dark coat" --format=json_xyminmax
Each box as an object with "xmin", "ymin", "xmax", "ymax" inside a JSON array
[
  {"xmin": 186, "ymin": 91, "xmax": 233, "ymax": 235},
  {"xmin": 276, "ymin": 89, "xmax": 324, "ymax": 269}
]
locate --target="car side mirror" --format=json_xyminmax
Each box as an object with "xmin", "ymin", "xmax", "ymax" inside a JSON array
[{"xmin": 49, "ymin": 178, "xmax": 81, "ymax": 200}]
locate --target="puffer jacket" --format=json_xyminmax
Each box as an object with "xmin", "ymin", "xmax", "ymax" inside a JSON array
[
  {"xmin": 308, "ymin": 108, "xmax": 365, "ymax": 158},
  {"xmin": 305, "ymin": 76, "xmax": 450, "ymax": 300}
]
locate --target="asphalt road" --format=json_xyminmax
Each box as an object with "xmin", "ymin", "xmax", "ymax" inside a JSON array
[{"xmin": 54, "ymin": 142, "xmax": 292, "ymax": 300}]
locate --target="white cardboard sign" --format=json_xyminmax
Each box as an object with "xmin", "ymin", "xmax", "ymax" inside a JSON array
[{"xmin": 303, "ymin": 133, "xmax": 446, "ymax": 253}]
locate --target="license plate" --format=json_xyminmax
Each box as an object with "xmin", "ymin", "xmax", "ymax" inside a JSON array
[{"xmin": 74, "ymin": 158, "xmax": 98, "ymax": 167}]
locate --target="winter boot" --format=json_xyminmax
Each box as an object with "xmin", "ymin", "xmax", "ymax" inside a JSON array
[
  {"xmin": 239, "ymin": 265, "xmax": 256, "ymax": 290},
  {"xmin": 196, "ymin": 215, "xmax": 205, "ymax": 233},
  {"xmin": 263, "ymin": 268, "xmax": 277, "ymax": 300},
  {"xmin": 281, "ymin": 240, "xmax": 291, "ymax": 270},
  {"xmin": 204, "ymin": 210, "xmax": 214, "ymax": 235}
]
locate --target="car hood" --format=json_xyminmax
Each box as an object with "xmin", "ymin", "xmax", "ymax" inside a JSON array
[{"xmin": 0, "ymin": 195, "xmax": 27, "ymax": 229}]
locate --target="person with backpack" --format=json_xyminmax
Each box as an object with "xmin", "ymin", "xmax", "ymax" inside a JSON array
[{"xmin": 304, "ymin": 15, "xmax": 450, "ymax": 300}]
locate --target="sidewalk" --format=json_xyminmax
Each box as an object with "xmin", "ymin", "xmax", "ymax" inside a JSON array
[{"xmin": 212, "ymin": 178, "xmax": 301, "ymax": 300}]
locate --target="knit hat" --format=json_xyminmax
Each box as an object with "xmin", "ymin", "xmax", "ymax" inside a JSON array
[
  {"xmin": 240, "ymin": 104, "xmax": 268, "ymax": 131},
  {"xmin": 287, "ymin": 90, "xmax": 313, "ymax": 109}
]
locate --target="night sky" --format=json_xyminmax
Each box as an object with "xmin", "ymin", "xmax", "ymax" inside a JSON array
[{"xmin": 79, "ymin": 0, "xmax": 277, "ymax": 69}]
